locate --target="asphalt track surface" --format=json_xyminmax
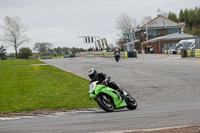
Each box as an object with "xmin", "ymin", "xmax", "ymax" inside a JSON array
[{"xmin": 1, "ymin": 54, "xmax": 200, "ymax": 133}]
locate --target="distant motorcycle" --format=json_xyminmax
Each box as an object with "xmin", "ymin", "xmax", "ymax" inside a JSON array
[
  {"xmin": 89, "ymin": 81, "xmax": 137, "ymax": 112},
  {"xmin": 114, "ymin": 52, "xmax": 120, "ymax": 62}
]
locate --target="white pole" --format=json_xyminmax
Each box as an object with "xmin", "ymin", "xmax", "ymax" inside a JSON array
[{"xmin": 146, "ymin": 22, "xmax": 148, "ymax": 40}]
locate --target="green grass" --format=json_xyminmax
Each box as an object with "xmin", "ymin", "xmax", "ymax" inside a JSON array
[
  {"xmin": 5, "ymin": 54, "xmax": 71, "ymax": 60},
  {"xmin": 0, "ymin": 59, "xmax": 45, "ymax": 67},
  {"xmin": 0, "ymin": 60, "xmax": 97, "ymax": 113}
]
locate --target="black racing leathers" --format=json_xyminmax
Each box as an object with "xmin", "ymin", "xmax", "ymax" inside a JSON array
[
  {"xmin": 114, "ymin": 51, "xmax": 120, "ymax": 55},
  {"xmin": 89, "ymin": 72, "xmax": 122, "ymax": 94},
  {"xmin": 89, "ymin": 72, "xmax": 110, "ymax": 84}
]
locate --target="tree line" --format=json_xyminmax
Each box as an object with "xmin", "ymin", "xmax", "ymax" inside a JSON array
[
  {"xmin": 0, "ymin": 43, "xmax": 85, "ymax": 60},
  {"xmin": 33, "ymin": 42, "xmax": 85, "ymax": 55},
  {"xmin": 0, "ymin": 16, "xmax": 86, "ymax": 59},
  {"xmin": 168, "ymin": 6, "xmax": 200, "ymax": 35}
]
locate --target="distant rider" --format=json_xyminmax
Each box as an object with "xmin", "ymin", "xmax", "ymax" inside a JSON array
[
  {"xmin": 88, "ymin": 68, "xmax": 127, "ymax": 96},
  {"xmin": 114, "ymin": 49, "xmax": 120, "ymax": 62},
  {"xmin": 114, "ymin": 49, "xmax": 120, "ymax": 56}
]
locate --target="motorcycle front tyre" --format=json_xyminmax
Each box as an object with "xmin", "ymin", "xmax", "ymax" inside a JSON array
[
  {"xmin": 125, "ymin": 97, "xmax": 137, "ymax": 110},
  {"xmin": 95, "ymin": 94, "xmax": 114, "ymax": 112},
  {"xmin": 115, "ymin": 56, "xmax": 119, "ymax": 62}
]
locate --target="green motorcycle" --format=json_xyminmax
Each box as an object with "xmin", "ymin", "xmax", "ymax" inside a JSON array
[{"xmin": 89, "ymin": 81, "xmax": 137, "ymax": 112}]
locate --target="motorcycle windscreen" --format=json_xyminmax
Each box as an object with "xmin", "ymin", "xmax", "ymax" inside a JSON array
[{"xmin": 89, "ymin": 81, "xmax": 98, "ymax": 93}]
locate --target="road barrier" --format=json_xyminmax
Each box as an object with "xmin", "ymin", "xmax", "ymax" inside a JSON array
[
  {"xmin": 40, "ymin": 51, "xmax": 137, "ymax": 58},
  {"xmin": 182, "ymin": 49, "xmax": 200, "ymax": 57},
  {"xmin": 162, "ymin": 49, "xmax": 200, "ymax": 57},
  {"xmin": 177, "ymin": 50, "xmax": 181, "ymax": 55},
  {"xmin": 80, "ymin": 51, "xmax": 104, "ymax": 57},
  {"xmin": 103, "ymin": 52, "xmax": 128, "ymax": 58},
  {"xmin": 127, "ymin": 51, "xmax": 138, "ymax": 58},
  {"xmin": 80, "ymin": 51, "xmax": 138, "ymax": 58},
  {"xmin": 163, "ymin": 50, "xmax": 182, "ymax": 55}
]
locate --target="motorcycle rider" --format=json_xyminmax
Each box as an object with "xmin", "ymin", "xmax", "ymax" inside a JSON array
[
  {"xmin": 88, "ymin": 68, "xmax": 127, "ymax": 97},
  {"xmin": 114, "ymin": 49, "xmax": 120, "ymax": 62},
  {"xmin": 114, "ymin": 48, "xmax": 120, "ymax": 55}
]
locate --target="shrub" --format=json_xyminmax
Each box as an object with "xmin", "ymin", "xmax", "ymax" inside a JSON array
[
  {"xmin": 0, "ymin": 45, "xmax": 7, "ymax": 60},
  {"xmin": 19, "ymin": 47, "xmax": 32, "ymax": 59}
]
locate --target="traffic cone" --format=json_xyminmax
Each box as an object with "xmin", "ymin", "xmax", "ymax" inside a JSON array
[{"xmin": 168, "ymin": 54, "xmax": 169, "ymax": 56}]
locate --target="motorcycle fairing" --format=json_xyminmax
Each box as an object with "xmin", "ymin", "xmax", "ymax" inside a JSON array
[{"xmin": 90, "ymin": 84, "xmax": 127, "ymax": 109}]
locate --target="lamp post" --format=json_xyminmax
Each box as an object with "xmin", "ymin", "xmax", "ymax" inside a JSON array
[
  {"xmin": 146, "ymin": 22, "xmax": 148, "ymax": 40},
  {"xmin": 143, "ymin": 21, "xmax": 148, "ymax": 41}
]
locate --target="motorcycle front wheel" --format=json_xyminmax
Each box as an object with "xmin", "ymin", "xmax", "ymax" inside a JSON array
[
  {"xmin": 95, "ymin": 94, "xmax": 114, "ymax": 112},
  {"xmin": 125, "ymin": 94, "xmax": 137, "ymax": 110},
  {"xmin": 115, "ymin": 56, "xmax": 120, "ymax": 62}
]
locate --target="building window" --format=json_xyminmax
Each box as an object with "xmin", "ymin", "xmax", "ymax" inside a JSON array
[
  {"xmin": 123, "ymin": 33, "xmax": 135, "ymax": 41},
  {"xmin": 148, "ymin": 29, "xmax": 160, "ymax": 35},
  {"xmin": 123, "ymin": 34, "xmax": 129, "ymax": 39},
  {"xmin": 165, "ymin": 28, "xmax": 179, "ymax": 34}
]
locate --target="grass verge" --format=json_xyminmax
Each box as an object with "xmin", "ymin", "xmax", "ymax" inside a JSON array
[{"xmin": 0, "ymin": 59, "xmax": 97, "ymax": 114}]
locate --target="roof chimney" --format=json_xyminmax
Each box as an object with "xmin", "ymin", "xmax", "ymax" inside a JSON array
[{"xmin": 157, "ymin": 8, "xmax": 161, "ymax": 16}]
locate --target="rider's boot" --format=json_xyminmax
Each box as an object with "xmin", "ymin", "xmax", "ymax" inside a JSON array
[
  {"xmin": 117, "ymin": 87, "xmax": 127, "ymax": 97},
  {"xmin": 117, "ymin": 86, "xmax": 134, "ymax": 101}
]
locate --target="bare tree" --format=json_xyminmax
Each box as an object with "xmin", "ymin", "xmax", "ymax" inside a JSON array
[
  {"xmin": 33, "ymin": 42, "xmax": 53, "ymax": 54},
  {"xmin": 0, "ymin": 16, "xmax": 30, "ymax": 58},
  {"xmin": 116, "ymin": 13, "xmax": 137, "ymax": 34},
  {"xmin": 141, "ymin": 16, "xmax": 153, "ymax": 26}
]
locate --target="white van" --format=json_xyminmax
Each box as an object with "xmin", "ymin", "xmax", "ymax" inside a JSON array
[
  {"xmin": 177, "ymin": 39, "xmax": 195, "ymax": 50},
  {"xmin": 189, "ymin": 40, "xmax": 195, "ymax": 49}
]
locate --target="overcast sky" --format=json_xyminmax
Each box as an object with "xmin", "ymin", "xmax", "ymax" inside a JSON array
[{"xmin": 0, "ymin": 0, "xmax": 199, "ymax": 53}]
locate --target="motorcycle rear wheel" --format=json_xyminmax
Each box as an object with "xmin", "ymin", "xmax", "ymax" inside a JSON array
[{"xmin": 96, "ymin": 94, "xmax": 114, "ymax": 112}]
